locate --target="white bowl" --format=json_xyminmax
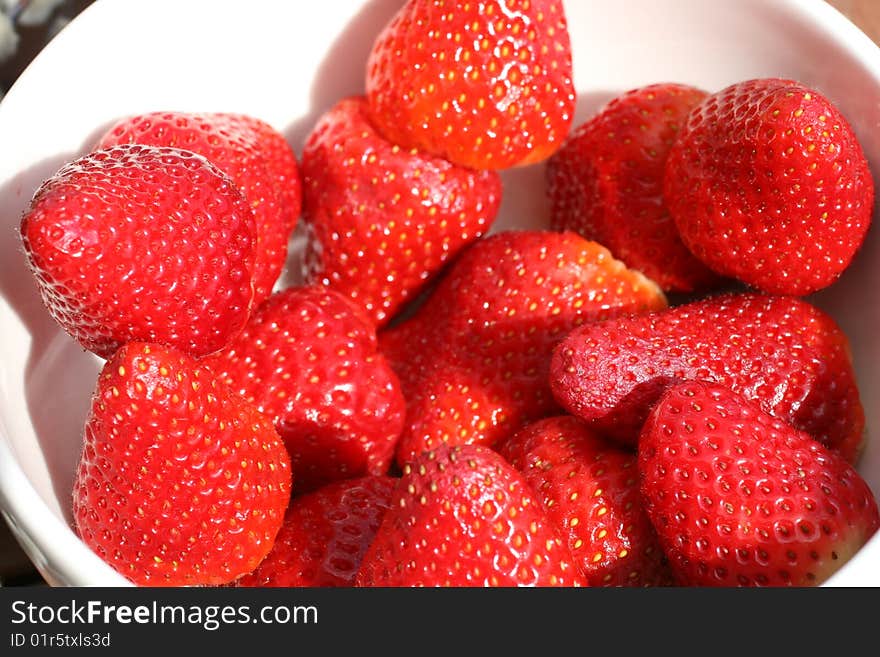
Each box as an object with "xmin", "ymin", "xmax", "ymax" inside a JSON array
[{"xmin": 1, "ymin": 0, "xmax": 879, "ymax": 587}]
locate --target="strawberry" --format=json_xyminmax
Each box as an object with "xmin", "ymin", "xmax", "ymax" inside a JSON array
[
  {"xmin": 201, "ymin": 286, "xmax": 406, "ymax": 493},
  {"xmin": 300, "ymin": 96, "xmax": 502, "ymax": 326},
  {"xmin": 365, "ymin": 0, "xmax": 575, "ymax": 170},
  {"xmin": 72, "ymin": 342, "xmax": 292, "ymax": 586},
  {"xmin": 236, "ymin": 475, "xmax": 394, "ymax": 587},
  {"xmin": 380, "ymin": 230, "xmax": 667, "ymax": 466},
  {"xmin": 547, "ymin": 82, "xmax": 722, "ymax": 293},
  {"xmin": 217, "ymin": 112, "xmax": 302, "ymax": 230},
  {"xmin": 639, "ymin": 381, "xmax": 880, "ymax": 586},
  {"xmin": 550, "ymin": 292, "xmax": 865, "ymax": 462},
  {"xmin": 20, "ymin": 144, "xmax": 256, "ymax": 359},
  {"xmin": 355, "ymin": 444, "xmax": 586, "ymax": 586},
  {"xmin": 98, "ymin": 111, "xmax": 296, "ymax": 304},
  {"xmin": 663, "ymin": 78, "xmax": 874, "ymax": 296},
  {"xmin": 497, "ymin": 415, "xmax": 675, "ymax": 586}
]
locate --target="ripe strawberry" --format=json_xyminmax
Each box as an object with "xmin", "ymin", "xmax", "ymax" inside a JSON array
[
  {"xmin": 355, "ymin": 444, "xmax": 586, "ymax": 586},
  {"xmin": 365, "ymin": 0, "xmax": 575, "ymax": 170},
  {"xmin": 236, "ymin": 475, "xmax": 394, "ymax": 587},
  {"xmin": 498, "ymin": 416, "xmax": 675, "ymax": 586},
  {"xmin": 301, "ymin": 96, "xmax": 502, "ymax": 326},
  {"xmin": 380, "ymin": 230, "xmax": 667, "ymax": 466},
  {"xmin": 72, "ymin": 342, "xmax": 292, "ymax": 586},
  {"xmin": 20, "ymin": 144, "xmax": 256, "ymax": 359},
  {"xmin": 201, "ymin": 286, "xmax": 406, "ymax": 493},
  {"xmin": 217, "ymin": 112, "xmax": 302, "ymax": 230},
  {"xmin": 550, "ymin": 292, "xmax": 865, "ymax": 462},
  {"xmin": 639, "ymin": 381, "xmax": 879, "ymax": 586},
  {"xmin": 547, "ymin": 82, "xmax": 721, "ymax": 293},
  {"xmin": 664, "ymin": 78, "xmax": 874, "ymax": 296},
  {"xmin": 98, "ymin": 111, "xmax": 296, "ymax": 303}
]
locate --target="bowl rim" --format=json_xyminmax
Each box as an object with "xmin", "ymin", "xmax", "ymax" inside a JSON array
[
  {"xmin": 0, "ymin": 0, "xmax": 135, "ymax": 586},
  {"xmin": 1, "ymin": 0, "xmax": 880, "ymax": 588}
]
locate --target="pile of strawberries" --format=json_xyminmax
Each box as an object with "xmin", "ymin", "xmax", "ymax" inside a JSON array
[{"xmin": 18, "ymin": 0, "xmax": 880, "ymax": 587}]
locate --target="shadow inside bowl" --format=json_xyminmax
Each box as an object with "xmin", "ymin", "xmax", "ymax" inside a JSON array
[
  {"xmin": 0, "ymin": 153, "xmax": 104, "ymax": 521},
  {"xmin": 23, "ymin": 334, "xmax": 100, "ymax": 524},
  {"xmin": 282, "ymin": 0, "xmax": 402, "ymax": 153},
  {"xmin": 274, "ymin": 0, "xmax": 404, "ymax": 291}
]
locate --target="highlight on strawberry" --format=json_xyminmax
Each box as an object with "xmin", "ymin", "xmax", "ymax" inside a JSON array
[
  {"xmin": 550, "ymin": 292, "xmax": 866, "ymax": 463},
  {"xmin": 236, "ymin": 475, "xmax": 395, "ymax": 588}
]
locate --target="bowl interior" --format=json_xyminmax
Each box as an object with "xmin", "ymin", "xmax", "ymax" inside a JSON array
[{"xmin": 1, "ymin": 0, "xmax": 879, "ymax": 586}]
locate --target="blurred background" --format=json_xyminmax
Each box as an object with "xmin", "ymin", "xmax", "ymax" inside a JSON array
[
  {"xmin": 0, "ymin": 0, "xmax": 876, "ymax": 586},
  {"xmin": 1, "ymin": 1, "xmax": 93, "ymax": 98}
]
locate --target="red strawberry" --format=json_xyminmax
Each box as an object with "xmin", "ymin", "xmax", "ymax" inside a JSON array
[
  {"xmin": 547, "ymin": 82, "xmax": 721, "ymax": 293},
  {"xmin": 639, "ymin": 381, "xmax": 879, "ymax": 586},
  {"xmin": 217, "ymin": 112, "xmax": 302, "ymax": 229},
  {"xmin": 72, "ymin": 342, "xmax": 292, "ymax": 586},
  {"xmin": 301, "ymin": 96, "xmax": 502, "ymax": 326},
  {"xmin": 663, "ymin": 78, "xmax": 874, "ymax": 296},
  {"xmin": 20, "ymin": 144, "xmax": 256, "ymax": 359},
  {"xmin": 202, "ymin": 286, "xmax": 406, "ymax": 493},
  {"xmin": 550, "ymin": 292, "xmax": 865, "ymax": 462},
  {"xmin": 236, "ymin": 475, "xmax": 394, "ymax": 587},
  {"xmin": 380, "ymin": 230, "xmax": 667, "ymax": 466},
  {"xmin": 98, "ymin": 111, "xmax": 296, "ymax": 304},
  {"xmin": 498, "ymin": 415, "xmax": 675, "ymax": 586},
  {"xmin": 365, "ymin": 0, "xmax": 575, "ymax": 170},
  {"xmin": 355, "ymin": 444, "xmax": 586, "ymax": 586}
]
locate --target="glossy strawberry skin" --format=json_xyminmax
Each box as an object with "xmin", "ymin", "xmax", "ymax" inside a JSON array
[
  {"xmin": 72, "ymin": 342, "xmax": 292, "ymax": 587},
  {"xmin": 355, "ymin": 444, "xmax": 586, "ymax": 587},
  {"xmin": 236, "ymin": 476, "xmax": 395, "ymax": 587},
  {"xmin": 639, "ymin": 381, "xmax": 879, "ymax": 586},
  {"xmin": 20, "ymin": 144, "xmax": 256, "ymax": 359},
  {"xmin": 218, "ymin": 112, "xmax": 302, "ymax": 230},
  {"xmin": 98, "ymin": 111, "xmax": 294, "ymax": 304},
  {"xmin": 201, "ymin": 286, "xmax": 406, "ymax": 493},
  {"xmin": 498, "ymin": 416, "xmax": 675, "ymax": 586},
  {"xmin": 664, "ymin": 78, "xmax": 874, "ymax": 296},
  {"xmin": 547, "ymin": 83, "xmax": 720, "ymax": 293},
  {"xmin": 366, "ymin": 0, "xmax": 575, "ymax": 170},
  {"xmin": 380, "ymin": 230, "xmax": 668, "ymax": 466},
  {"xmin": 550, "ymin": 292, "xmax": 865, "ymax": 463},
  {"xmin": 301, "ymin": 96, "xmax": 502, "ymax": 326}
]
